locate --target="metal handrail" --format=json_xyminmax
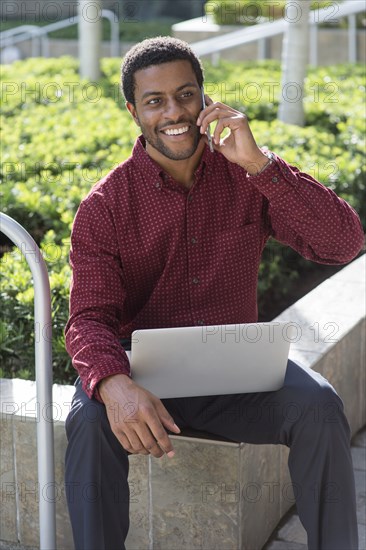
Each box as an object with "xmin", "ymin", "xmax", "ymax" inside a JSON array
[
  {"xmin": 0, "ymin": 213, "xmax": 56, "ymax": 550},
  {"xmin": 0, "ymin": 9, "xmax": 119, "ymax": 57},
  {"xmin": 188, "ymin": 0, "xmax": 365, "ymax": 64}
]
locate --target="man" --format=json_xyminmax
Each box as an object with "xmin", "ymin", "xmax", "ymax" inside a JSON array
[{"xmin": 65, "ymin": 37, "xmax": 363, "ymax": 550}]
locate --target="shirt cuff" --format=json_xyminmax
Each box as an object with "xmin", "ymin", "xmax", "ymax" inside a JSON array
[
  {"xmin": 246, "ymin": 151, "xmax": 301, "ymax": 200},
  {"xmin": 84, "ymin": 364, "xmax": 131, "ymax": 403}
]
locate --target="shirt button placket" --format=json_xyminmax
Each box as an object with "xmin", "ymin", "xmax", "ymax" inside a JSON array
[{"xmin": 187, "ymin": 190, "xmax": 201, "ymax": 324}]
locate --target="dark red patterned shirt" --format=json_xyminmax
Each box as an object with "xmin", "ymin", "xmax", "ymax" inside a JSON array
[{"xmin": 65, "ymin": 136, "xmax": 364, "ymax": 400}]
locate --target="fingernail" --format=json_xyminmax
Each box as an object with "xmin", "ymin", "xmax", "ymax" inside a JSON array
[
  {"xmin": 167, "ymin": 450, "xmax": 175, "ymax": 458},
  {"xmin": 173, "ymin": 423, "xmax": 181, "ymax": 432}
]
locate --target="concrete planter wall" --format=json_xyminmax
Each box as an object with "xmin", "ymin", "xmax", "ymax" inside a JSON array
[{"xmin": 0, "ymin": 255, "xmax": 365, "ymax": 549}]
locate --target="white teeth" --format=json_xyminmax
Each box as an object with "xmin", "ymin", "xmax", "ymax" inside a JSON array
[{"xmin": 163, "ymin": 126, "xmax": 189, "ymax": 136}]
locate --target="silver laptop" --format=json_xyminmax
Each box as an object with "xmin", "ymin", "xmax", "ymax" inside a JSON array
[{"xmin": 128, "ymin": 322, "xmax": 294, "ymax": 398}]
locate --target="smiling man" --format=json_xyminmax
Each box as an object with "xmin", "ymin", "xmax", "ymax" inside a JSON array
[
  {"xmin": 127, "ymin": 61, "xmax": 203, "ymax": 163},
  {"xmin": 65, "ymin": 37, "xmax": 363, "ymax": 550}
]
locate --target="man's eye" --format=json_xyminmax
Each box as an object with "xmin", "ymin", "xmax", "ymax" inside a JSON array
[
  {"xmin": 147, "ymin": 98, "xmax": 160, "ymax": 105},
  {"xmin": 181, "ymin": 91, "xmax": 193, "ymax": 98}
]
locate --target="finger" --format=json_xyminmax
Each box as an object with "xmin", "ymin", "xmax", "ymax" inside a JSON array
[
  {"xmin": 136, "ymin": 425, "xmax": 166, "ymax": 458},
  {"xmin": 147, "ymin": 413, "xmax": 178, "ymax": 458},
  {"xmin": 198, "ymin": 101, "xmax": 238, "ymax": 124},
  {"xmin": 155, "ymin": 401, "xmax": 180, "ymax": 434},
  {"xmin": 213, "ymin": 112, "xmax": 250, "ymax": 145},
  {"xmin": 123, "ymin": 429, "xmax": 152, "ymax": 455},
  {"xmin": 114, "ymin": 430, "xmax": 141, "ymax": 454},
  {"xmin": 211, "ymin": 117, "xmax": 233, "ymax": 145},
  {"xmin": 150, "ymin": 423, "xmax": 175, "ymax": 457},
  {"xmin": 197, "ymin": 98, "xmax": 219, "ymax": 125},
  {"xmin": 109, "ymin": 415, "xmax": 150, "ymax": 455},
  {"xmin": 199, "ymin": 108, "xmax": 241, "ymax": 135}
]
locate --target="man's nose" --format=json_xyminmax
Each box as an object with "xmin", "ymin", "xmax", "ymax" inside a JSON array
[{"xmin": 164, "ymin": 97, "xmax": 184, "ymax": 119}]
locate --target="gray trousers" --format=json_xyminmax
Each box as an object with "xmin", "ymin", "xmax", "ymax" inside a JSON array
[{"xmin": 65, "ymin": 360, "xmax": 358, "ymax": 550}]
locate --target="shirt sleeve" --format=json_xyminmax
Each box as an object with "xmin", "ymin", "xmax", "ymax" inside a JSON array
[
  {"xmin": 247, "ymin": 152, "xmax": 364, "ymax": 264},
  {"xmin": 65, "ymin": 194, "xmax": 131, "ymax": 401}
]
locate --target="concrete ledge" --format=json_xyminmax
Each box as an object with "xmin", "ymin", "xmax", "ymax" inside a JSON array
[{"xmin": 1, "ymin": 255, "xmax": 365, "ymax": 549}]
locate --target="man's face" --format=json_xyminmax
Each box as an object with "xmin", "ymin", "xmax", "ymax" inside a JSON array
[{"xmin": 126, "ymin": 60, "xmax": 203, "ymax": 161}]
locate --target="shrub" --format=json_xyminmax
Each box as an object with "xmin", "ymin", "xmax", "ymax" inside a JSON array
[
  {"xmin": 206, "ymin": 1, "xmax": 362, "ymax": 27},
  {"xmin": 205, "ymin": 0, "xmax": 287, "ymax": 25},
  {"xmin": 1, "ymin": 57, "xmax": 364, "ymax": 382},
  {"xmin": 0, "ymin": 232, "xmax": 74, "ymax": 383}
]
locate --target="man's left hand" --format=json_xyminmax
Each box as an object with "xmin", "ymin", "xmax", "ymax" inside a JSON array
[{"xmin": 197, "ymin": 97, "xmax": 268, "ymax": 175}]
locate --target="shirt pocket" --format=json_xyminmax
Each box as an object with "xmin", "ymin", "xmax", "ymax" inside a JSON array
[
  {"xmin": 218, "ymin": 222, "xmax": 263, "ymax": 254},
  {"xmin": 203, "ymin": 222, "xmax": 263, "ymax": 277}
]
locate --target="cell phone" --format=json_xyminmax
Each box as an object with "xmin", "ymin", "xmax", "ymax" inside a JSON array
[{"xmin": 201, "ymin": 87, "xmax": 214, "ymax": 153}]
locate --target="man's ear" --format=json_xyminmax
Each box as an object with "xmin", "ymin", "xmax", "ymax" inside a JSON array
[{"xmin": 126, "ymin": 101, "xmax": 140, "ymax": 127}]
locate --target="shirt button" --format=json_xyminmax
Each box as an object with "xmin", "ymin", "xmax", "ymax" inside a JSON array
[
  {"xmin": 191, "ymin": 237, "xmax": 197, "ymax": 244},
  {"xmin": 155, "ymin": 182, "xmax": 161, "ymax": 189},
  {"xmin": 192, "ymin": 277, "xmax": 200, "ymax": 284},
  {"xmin": 188, "ymin": 195, "xmax": 193, "ymax": 202},
  {"xmin": 197, "ymin": 320, "xmax": 205, "ymax": 325},
  {"xmin": 271, "ymin": 176, "xmax": 279, "ymax": 183}
]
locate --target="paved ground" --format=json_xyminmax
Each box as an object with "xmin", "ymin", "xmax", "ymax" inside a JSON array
[
  {"xmin": 1, "ymin": 427, "xmax": 365, "ymax": 550},
  {"xmin": 263, "ymin": 427, "xmax": 366, "ymax": 550}
]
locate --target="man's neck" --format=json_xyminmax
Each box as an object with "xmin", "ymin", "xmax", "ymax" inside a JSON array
[{"xmin": 146, "ymin": 140, "xmax": 206, "ymax": 190}]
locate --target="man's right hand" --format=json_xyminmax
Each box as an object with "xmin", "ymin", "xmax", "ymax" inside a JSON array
[{"xmin": 98, "ymin": 373, "xmax": 180, "ymax": 458}]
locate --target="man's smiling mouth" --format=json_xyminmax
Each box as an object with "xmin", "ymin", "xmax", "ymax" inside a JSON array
[{"xmin": 161, "ymin": 126, "xmax": 190, "ymax": 136}]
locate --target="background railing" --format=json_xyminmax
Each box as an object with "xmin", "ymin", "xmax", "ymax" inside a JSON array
[
  {"xmin": 187, "ymin": 0, "xmax": 365, "ymax": 65},
  {"xmin": 0, "ymin": 9, "xmax": 119, "ymax": 58},
  {"xmin": 1, "ymin": 2, "xmax": 364, "ymax": 64},
  {"xmin": 0, "ymin": 213, "xmax": 56, "ymax": 550}
]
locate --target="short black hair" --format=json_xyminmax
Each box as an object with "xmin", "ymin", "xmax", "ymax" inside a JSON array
[{"xmin": 121, "ymin": 36, "xmax": 204, "ymax": 105}]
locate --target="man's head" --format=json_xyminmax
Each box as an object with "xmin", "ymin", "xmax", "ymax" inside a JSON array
[
  {"xmin": 121, "ymin": 36, "xmax": 204, "ymax": 106},
  {"xmin": 121, "ymin": 37, "xmax": 206, "ymax": 164}
]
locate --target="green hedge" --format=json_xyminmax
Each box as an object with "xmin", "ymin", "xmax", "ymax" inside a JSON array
[
  {"xmin": 206, "ymin": 0, "xmax": 286, "ymax": 25},
  {"xmin": 1, "ymin": 57, "xmax": 365, "ymax": 383},
  {"xmin": 206, "ymin": 0, "xmax": 365, "ymax": 27}
]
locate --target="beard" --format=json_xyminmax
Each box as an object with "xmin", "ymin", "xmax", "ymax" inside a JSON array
[{"xmin": 138, "ymin": 117, "xmax": 202, "ymax": 161}]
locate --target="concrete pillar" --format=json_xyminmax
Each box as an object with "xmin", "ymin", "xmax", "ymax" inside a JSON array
[
  {"xmin": 78, "ymin": 0, "xmax": 102, "ymax": 80},
  {"xmin": 278, "ymin": 0, "xmax": 311, "ymax": 127}
]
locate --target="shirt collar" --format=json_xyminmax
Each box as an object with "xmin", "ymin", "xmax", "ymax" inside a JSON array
[{"xmin": 132, "ymin": 135, "xmax": 213, "ymax": 190}]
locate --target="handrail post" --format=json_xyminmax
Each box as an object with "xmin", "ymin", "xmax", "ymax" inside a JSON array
[
  {"xmin": 101, "ymin": 9, "xmax": 120, "ymax": 57},
  {"xmin": 258, "ymin": 37, "xmax": 268, "ymax": 60},
  {"xmin": 309, "ymin": 23, "xmax": 318, "ymax": 66},
  {"xmin": 0, "ymin": 213, "xmax": 56, "ymax": 550},
  {"xmin": 348, "ymin": 14, "xmax": 357, "ymax": 62}
]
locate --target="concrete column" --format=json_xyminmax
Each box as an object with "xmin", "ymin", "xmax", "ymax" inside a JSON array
[
  {"xmin": 278, "ymin": 0, "xmax": 311, "ymax": 127},
  {"xmin": 78, "ymin": 0, "xmax": 102, "ymax": 80}
]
